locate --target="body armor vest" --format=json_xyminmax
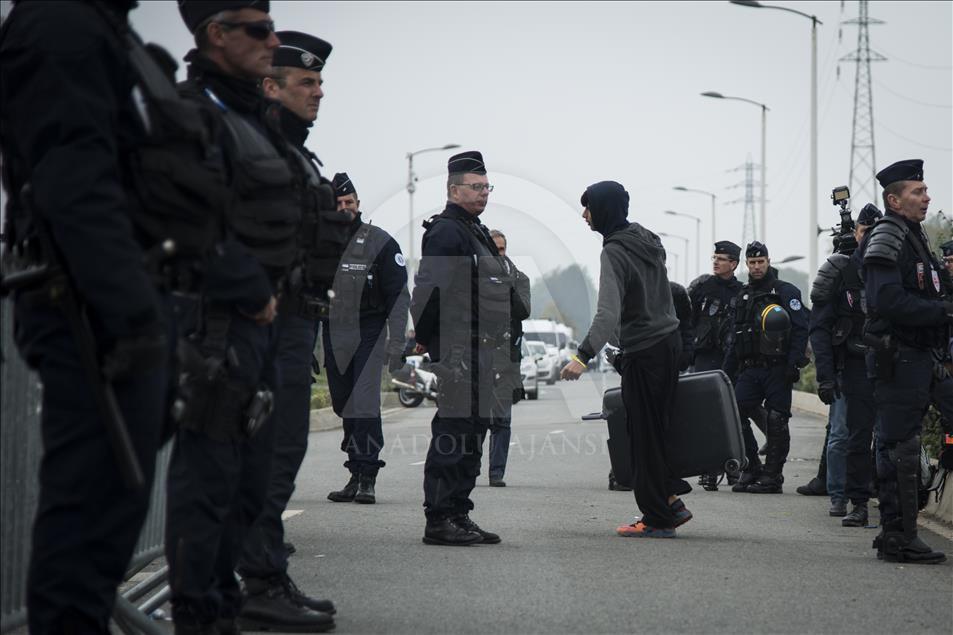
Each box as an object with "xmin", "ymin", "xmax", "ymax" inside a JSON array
[
  {"xmin": 217, "ymin": 108, "xmax": 300, "ymax": 273},
  {"xmin": 733, "ymin": 285, "xmax": 791, "ymax": 360},
  {"xmin": 832, "ymin": 259, "xmax": 867, "ymax": 358},
  {"xmin": 694, "ymin": 277, "xmax": 738, "ymax": 353},
  {"xmin": 331, "ymin": 223, "xmax": 387, "ymax": 318}
]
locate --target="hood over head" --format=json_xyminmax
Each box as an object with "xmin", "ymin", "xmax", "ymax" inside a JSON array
[{"xmin": 581, "ymin": 181, "xmax": 630, "ymax": 237}]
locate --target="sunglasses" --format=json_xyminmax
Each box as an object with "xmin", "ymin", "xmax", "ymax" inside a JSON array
[{"xmin": 217, "ymin": 19, "xmax": 276, "ymax": 41}]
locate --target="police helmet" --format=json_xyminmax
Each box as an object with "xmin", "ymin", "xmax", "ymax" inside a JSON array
[{"xmin": 759, "ymin": 303, "xmax": 791, "ymax": 356}]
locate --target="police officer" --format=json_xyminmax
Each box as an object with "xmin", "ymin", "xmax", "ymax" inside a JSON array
[
  {"xmin": 168, "ymin": 3, "xmax": 333, "ymax": 632},
  {"xmin": 810, "ymin": 203, "xmax": 882, "ymax": 526},
  {"xmin": 671, "ymin": 281, "xmax": 695, "ymax": 372},
  {"xmin": 484, "ymin": 229, "xmax": 531, "ymax": 487},
  {"xmin": 724, "ymin": 241, "xmax": 809, "ymax": 494},
  {"xmin": 688, "ymin": 241, "xmax": 747, "ymax": 491},
  {"xmin": 237, "ymin": 30, "xmax": 340, "ymax": 627},
  {"xmin": 0, "ymin": 1, "xmax": 244, "ymax": 631},
  {"xmin": 324, "ymin": 172, "xmax": 410, "ymax": 503},
  {"xmin": 861, "ymin": 159, "xmax": 949, "ymax": 564},
  {"xmin": 941, "ymin": 241, "xmax": 953, "ymax": 275},
  {"xmin": 411, "ymin": 150, "xmax": 511, "ymax": 545}
]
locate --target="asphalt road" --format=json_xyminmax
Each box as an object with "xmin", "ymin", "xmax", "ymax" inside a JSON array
[{"xmin": 272, "ymin": 373, "xmax": 953, "ymax": 634}]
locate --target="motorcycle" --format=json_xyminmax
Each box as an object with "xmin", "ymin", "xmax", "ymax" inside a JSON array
[{"xmin": 391, "ymin": 354, "xmax": 439, "ymax": 408}]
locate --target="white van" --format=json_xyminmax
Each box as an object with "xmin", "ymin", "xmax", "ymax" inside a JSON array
[{"xmin": 522, "ymin": 319, "xmax": 576, "ymax": 370}]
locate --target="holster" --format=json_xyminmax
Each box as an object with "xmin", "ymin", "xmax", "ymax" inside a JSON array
[{"xmin": 863, "ymin": 332, "xmax": 897, "ymax": 380}]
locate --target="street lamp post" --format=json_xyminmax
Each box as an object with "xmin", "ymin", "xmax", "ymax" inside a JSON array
[
  {"xmin": 700, "ymin": 91, "xmax": 769, "ymax": 242},
  {"xmin": 731, "ymin": 0, "xmax": 822, "ymax": 281},
  {"xmin": 658, "ymin": 232, "xmax": 689, "ymax": 283},
  {"xmin": 406, "ymin": 144, "xmax": 460, "ymax": 272},
  {"xmin": 664, "ymin": 210, "xmax": 702, "ymax": 278},
  {"xmin": 673, "ymin": 187, "xmax": 717, "ymax": 255}
]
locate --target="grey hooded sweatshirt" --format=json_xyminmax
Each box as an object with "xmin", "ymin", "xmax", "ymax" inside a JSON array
[{"xmin": 577, "ymin": 181, "xmax": 679, "ymax": 363}]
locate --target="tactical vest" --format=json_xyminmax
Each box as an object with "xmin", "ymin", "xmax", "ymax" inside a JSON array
[
  {"xmin": 2, "ymin": 6, "xmax": 227, "ymax": 292},
  {"xmin": 693, "ymin": 277, "xmax": 738, "ymax": 353},
  {"xmin": 820, "ymin": 255, "xmax": 867, "ymax": 358},
  {"xmin": 331, "ymin": 223, "xmax": 388, "ymax": 317},
  {"xmin": 865, "ymin": 215, "xmax": 948, "ymax": 349},
  {"xmin": 732, "ymin": 285, "xmax": 791, "ymax": 360},
  {"xmin": 216, "ymin": 107, "xmax": 300, "ymax": 274}
]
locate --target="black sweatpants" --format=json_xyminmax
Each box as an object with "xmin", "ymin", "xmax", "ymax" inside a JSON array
[{"xmin": 619, "ymin": 330, "xmax": 681, "ymax": 529}]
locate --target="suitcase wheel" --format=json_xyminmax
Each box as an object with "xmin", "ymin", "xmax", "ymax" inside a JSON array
[{"xmin": 724, "ymin": 458, "xmax": 742, "ymax": 473}]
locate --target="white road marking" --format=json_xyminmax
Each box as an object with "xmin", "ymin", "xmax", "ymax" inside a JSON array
[
  {"xmin": 282, "ymin": 509, "xmax": 303, "ymax": 520},
  {"xmin": 509, "ymin": 442, "xmax": 518, "ymax": 446},
  {"xmin": 411, "ymin": 460, "xmax": 426, "ymax": 466},
  {"xmin": 381, "ymin": 407, "xmax": 403, "ymax": 418},
  {"xmin": 550, "ymin": 430, "xmax": 565, "ymax": 434}
]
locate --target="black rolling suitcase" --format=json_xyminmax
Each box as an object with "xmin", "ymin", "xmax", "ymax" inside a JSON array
[{"xmin": 582, "ymin": 370, "xmax": 745, "ymax": 487}]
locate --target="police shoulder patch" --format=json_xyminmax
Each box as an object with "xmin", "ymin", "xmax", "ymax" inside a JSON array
[
  {"xmin": 395, "ymin": 253, "xmax": 406, "ymax": 267},
  {"xmin": 789, "ymin": 298, "xmax": 802, "ymax": 311}
]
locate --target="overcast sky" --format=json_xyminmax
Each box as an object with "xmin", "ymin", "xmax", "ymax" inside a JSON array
[{"xmin": 4, "ymin": 1, "xmax": 950, "ymax": 288}]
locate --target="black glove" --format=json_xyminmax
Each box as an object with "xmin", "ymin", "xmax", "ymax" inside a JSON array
[
  {"xmin": 785, "ymin": 364, "xmax": 801, "ymax": 385},
  {"xmin": 388, "ymin": 353, "xmax": 405, "ymax": 374},
  {"xmin": 816, "ymin": 379, "xmax": 840, "ymax": 405}
]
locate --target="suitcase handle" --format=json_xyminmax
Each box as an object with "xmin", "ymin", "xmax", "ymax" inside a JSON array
[{"xmin": 581, "ymin": 411, "xmax": 605, "ymax": 421}]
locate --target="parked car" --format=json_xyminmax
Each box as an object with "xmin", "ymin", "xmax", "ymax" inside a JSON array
[
  {"xmin": 520, "ymin": 339, "xmax": 539, "ymax": 400},
  {"xmin": 526, "ymin": 340, "xmax": 559, "ymax": 385}
]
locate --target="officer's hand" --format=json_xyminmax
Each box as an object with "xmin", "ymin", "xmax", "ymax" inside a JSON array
[
  {"xmin": 388, "ymin": 353, "xmax": 405, "ymax": 374},
  {"xmin": 242, "ymin": 295, "xmax": 277, "ymax": 325},
  {"xmin": 816, "ymin": 379, "xmax": 840, "ymax": 405},
  {"xmin": 785, "ymin": 364, "xmax": 801, "ymax": 385},
  {"xmin": 560, "ymin": 359, "xmax": 586, "ymax": 381},
  {"xmin": 415, "ymin": 343, "xmax": 428, "ymax": 355}
]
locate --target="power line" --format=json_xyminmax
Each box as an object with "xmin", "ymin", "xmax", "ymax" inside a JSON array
[
  {"xmin": 874, "ymin": 118, "xmax": 952, "ymax": 152},
  {"xmin": 873, "ymin": 79, "xmax": 952, "ymax": 109},
  {"xmin": 874, "ymin": 45, "xmax": 952, "ymax": 71}
]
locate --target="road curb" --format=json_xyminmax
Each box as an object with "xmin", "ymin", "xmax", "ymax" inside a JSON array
[
  {"xmin": 308, "ymin": 391, "xmax": 401, "ymax": 432},
  {"xmin": 791, "ymin": 390, "xmax": 827, "ymax": 417}
]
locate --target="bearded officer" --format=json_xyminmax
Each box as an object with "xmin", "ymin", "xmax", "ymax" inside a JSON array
[
  {"xmin": 324, "ymin": 172, "xmax": 410, "ymax": 504},
  {"xmin": 723, "ymin": 242, "xmax": 809, "ymax": 494},
  {"xmin": 861, "ymin": 159, "xmax": 949, "ymax": 564}
]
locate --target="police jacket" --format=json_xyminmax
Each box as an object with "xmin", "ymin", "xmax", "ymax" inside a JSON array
[
  {"xmin": 0, "ymin": 0, "xmax": 167, "ymax": 339},
  {"xmin": 410, "ymin": 203, "xmax": 515, "ymax": 361},
  {"xmin": 809, "ymin": 252, "xmax": 866, "ymax": 384},
  {"xmin": 688, "ymin": 274, "xmax": 742, "ymax": 355},
  {"xmin": 670, "ymin": 281, "xmax": 694, "ymax": 371},
  {"xmin": 724, "ymin": 268, "xmax": 809, "ymax": 375},
  {"xmin": 179, "ymin": 52, "xmax": 301, "ymax": 288},
  {"xmin": 861, "ymin": 210, "xmax": 952, "ymax": 350}
]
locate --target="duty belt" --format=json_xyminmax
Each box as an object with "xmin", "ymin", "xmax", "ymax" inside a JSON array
[{"xmin": 740, "ymin": 356, "xmax": 786, "ymax": 370}]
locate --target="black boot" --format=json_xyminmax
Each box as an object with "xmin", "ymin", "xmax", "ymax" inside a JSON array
[
  {"xmin": 281, "ymin": 573, "xmax": 337, "ymax": 615},
  {"xmin": 454, "ymin": 514, "xmax": 501, "ymax": 544},
  {"xmin": 327, "ymin": 473, "xmax": 359, "ymax": 502},
  {"xmin": 747, "ymin": 472, "xmax": 784, "ymax": 494},
  {"xmin": 698, "ymin": 472, "xmax": 720, "ymax": 491},
  {"xmin": 423, "ymin": 517, "xmax": 483, "ymax": 546},
  {"xmin": 796, "ymin": 476, "xmax": 828, "ymax": 496},
  {"xmin": 748, "ymin": 410, "xmax": 789, "ymax": 494},
  {"xmin": 239, "ymin": 576, "xmax": 335, "ymax": 633},
  {"xmin": 608, "ymin": 470, "xmax": 632, "ymax": 491},
  {"xmin": 731, "ymin": 470, "xmax": 758, "ymax": 492},
  {"xmin": 842, "ymin": 501, "xmax": 868, "ymax": 527},
  {"xmin": 354, "ymin": 474, "xmax": 376, "ymax": 504}
]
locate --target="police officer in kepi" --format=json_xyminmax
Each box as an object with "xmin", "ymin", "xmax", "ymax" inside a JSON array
[
  {"xmin": 810, "ymin": 203, "xmax": 882, "ymax": 527},
  {"xmin": 724, "ymin": 241, "xmax": 810, "ymax": 494},
  {"xmin": 0, "ymin": 1, "xmax": 239, "ymax": 631},
  {"xmin": 168, "ymin": 3, "xmax": 334, "ymax": 632},
  {"xmin": 689, "ymin": 241, "xmax": 743, "ymax": 372},
  {"xmin": 236, "ymin": 30, "xmax": 340, "ymax": 628},
  {"xmin": 324, "ymin": 172, "xmax": 410, "ymax": 504},
  {"xmin": 411, "ymin": 150, "xmax": 513, "ymax": 546},
  {"xmin": 860, "ymin": 159, "xmax": 951, "ymax": 564}
]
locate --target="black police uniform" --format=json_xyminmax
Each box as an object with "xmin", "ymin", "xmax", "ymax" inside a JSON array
[
  {"xmin": 688, "ymin": 242, "xmax": 743, "ymax": 372},
  {"xmin": 861, "ymin": 159, "xmax": 949, "ymax": 564},
  {"xmin": 165, "ymin": 4, "xmax": 315, "ymax": 626},
  {"xmin": 233, "ymin": 32, "xmax": 341, "ymax": 626},
  {"xmin": 411, "ymin": 151, "xmax": 513, "ymax": 545},
  {"xmin": 670, "ymin": 281, "xmax": 695, "ymax": 371},
  {"xmin": 724, "ymin": 244, "xmax": 809, "ymax": 494},
  {"xmin": 324, "ymin": 173, "xmax": 410, "ymax": 501},
  {"xmin": 810, "ymin": 204, "xmax": 881, "ymax": 525}
]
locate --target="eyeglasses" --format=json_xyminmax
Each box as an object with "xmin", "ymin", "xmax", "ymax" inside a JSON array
[
  {"xmin": 217, "ymin": 19, "xmax": 276, "ymax": 41},
  {"xmin": 455, "ymin": 183, "xmax": 494, "ymax": 192},
  {"xmin": 711, "ymin": 255, "xmax": 736, "ymax": 263}
]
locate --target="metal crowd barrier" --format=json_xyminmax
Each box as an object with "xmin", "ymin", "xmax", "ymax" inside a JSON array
[{"xmin": 0, "ymin": 300, "xmax": 171, "ymax": 633}]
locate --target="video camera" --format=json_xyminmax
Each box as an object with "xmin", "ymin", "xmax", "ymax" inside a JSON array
[{"xmin": 829, "ymin": 185, "xmax": 857, "ymax": 255}]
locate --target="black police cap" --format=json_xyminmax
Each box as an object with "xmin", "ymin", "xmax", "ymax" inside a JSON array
[
  {"xmin": 746, "ymin": 241, "xmax": 768, "ymax": 259},
  {"xmin": 875, "ymin": 159, "xmax": 924, "ymax": 189},
  {"xmin": 856, "ymin": 203, "xmax": 883, "ymax": 226},
  {"xmin": 273, "ymin": 31, "xmax": 332, "ymax": 71},
  {"xmin": 941, "ymin": 240, "xmax": 953, "ymax": 258},
  {"xmin": 332, "ymin": 172, "xmax": 356, "ymax": 197},
  {"xmin": 178, "ymin": 1, "xmax": 270, "ymax": 33},
  {"xmin": 448, "ymin": 151, "xmax": 486, "ymax": 175},
  {"xmin": 714, "ymin": 240, "xmax": 741, "ymax": 260}
]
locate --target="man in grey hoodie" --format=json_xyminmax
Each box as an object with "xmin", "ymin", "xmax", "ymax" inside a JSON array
[{"xmin": 561, "ymin": 181, "xmax": 691, "ymax": 537}]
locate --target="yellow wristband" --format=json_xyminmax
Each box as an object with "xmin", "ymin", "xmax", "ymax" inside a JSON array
[{"xmin": 571, "ymin": 355, "xmax": 586, "ymax": 366}]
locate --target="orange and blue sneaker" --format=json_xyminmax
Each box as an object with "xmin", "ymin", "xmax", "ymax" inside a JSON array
[
  {"xmin": 670, "ymin": 498, "xmax": 693, "ymax": 527},
  {"xmin": 616, "ymin": 520, "xmax": 676, "ymax": 538}
]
